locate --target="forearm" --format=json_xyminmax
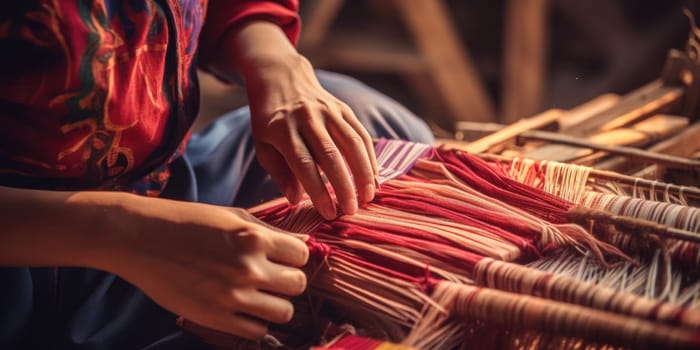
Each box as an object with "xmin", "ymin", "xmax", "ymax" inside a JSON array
[
  {"xmin": 0, "ymin": 186, "xmax": 133, "ymax": 269},
  {"xmin": 207, "ymin": 20, "xmax": 303, "ymax": 84},
  {"xmin": 0, "ymin": 185, "xmax": 311, "ymax": 338},
  {"xmin": 205, "ymin": 20, "xmax": 378, "ymax": 218}
]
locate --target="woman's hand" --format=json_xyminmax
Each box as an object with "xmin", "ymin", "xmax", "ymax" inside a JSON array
[
  {"xmin": 246, "ymin": 53, "xmax": 378, "ymax": 220},
  {"xmin": 110, "ymin": 195, "xmax": 310, "ymax": 340},
  {"xmin": 1, "ymin": 188, "xmax": 309, "ymax": 340},
  {"xmin": 211, "ymin": 21, "xmax": 378, "ymax": 220}
]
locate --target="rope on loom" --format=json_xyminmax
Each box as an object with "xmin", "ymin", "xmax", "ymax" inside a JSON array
[
  {"xmin": 307, "ymin": 236, "xmax": 700, "ymax": 349},
  {"xmin": 500, "ymin": 154, "xmax": 700, "ymax": 205},
  {"xmin": 527, "ymin": 250, "xmax": 700, "ymax": 310},
  {"xmin": 248, "ymin": 140, "xmax": 700, "ymax": 349},
  {"xmin": 581, "ymin": 193, "xmax": 700, "ymax": 233},
  {"xmin": 474, "ymin": 257, "xmax": 700, "ymax": 327},
  {"xmin": 341, "ymin": 203, "xmax": 526, "ymax": 261},
  {"xmin": 406, "ymin": 158, "xmax": 625, "ymax": 261},
  {"xmin": 502, "ymin": 156, "xmax": 700, "ymax": 311},
  {"xmin": 422, "ymin": 282, "xmax": 700, "ymax": 350},
  {"xmin": 436, "ymin": 149, "xmax": 700, "ymax": 266},
  {"xmin": 505, "ymin": 157, "xmax": 700, "ymax": 262},
  {"xmin": 505, "ymin": 157, "xmax": 700, "ymax": 231},
  {"xmin": 581, "ymin": 192, "xmax": 700, "ymax": 268},
  {"xmin": 253, "ymin": 140, "xmax": 621, "ymax": 262},
  {"xmin": 305, "ymin": 195, "xmax": 700, "ymax": 329},
  {"xmin": 508, "ymin": 158, "xmax": 591, "ymax": 203}
]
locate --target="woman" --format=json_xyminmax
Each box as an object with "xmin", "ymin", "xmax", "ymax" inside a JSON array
[{"xmin": 0, "ymin": 1, "xmax": 433, "ymax": 348}]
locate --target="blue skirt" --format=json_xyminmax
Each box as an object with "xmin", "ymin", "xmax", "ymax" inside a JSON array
[{"xmin": 0, "ymin": 71, "xmax": 434, "ymax": 349}]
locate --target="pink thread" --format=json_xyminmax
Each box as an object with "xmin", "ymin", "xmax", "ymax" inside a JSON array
[{"xmin": 307, "ymin": 237, "xmax": 332, "ymax": 258}]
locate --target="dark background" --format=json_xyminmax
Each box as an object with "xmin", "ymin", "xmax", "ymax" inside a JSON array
[{"xmin": 198, "ymin": 0, "xmax": 698, "ymax": 131}]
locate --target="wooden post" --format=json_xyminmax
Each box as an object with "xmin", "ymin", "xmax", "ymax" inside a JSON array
[
  {"xmin": 501, "ymin": 0, "xmax": 550, "ymax": 123},
  {"xmin": 394, "ymin": 0, "xmax": 495, "ymax": 126},
  {"xmin": 298, "ymin": 0, "xmax": 345, "ymax": 50}
]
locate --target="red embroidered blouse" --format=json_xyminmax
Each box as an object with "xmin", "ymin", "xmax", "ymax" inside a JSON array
[{"xmin": 0, "ymin": 0, "xmax": 299, "ymax": 195}]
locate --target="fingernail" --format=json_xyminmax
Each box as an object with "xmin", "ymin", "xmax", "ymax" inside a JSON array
[
  {"xmin": 361, "ymin": 183, "xmax": 375, "ymax": 203},
  {"xmin": 342, "ymin": 196, "xmax": 358, "ymax": 215},
  {"xmin": 284, "ymin": 187, "xmax": 299, "ymax": 204},
  {"xmin": 320, "ymin": 203, "xmax": 337, "ymax": 220}
]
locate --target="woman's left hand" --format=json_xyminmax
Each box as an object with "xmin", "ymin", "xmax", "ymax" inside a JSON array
[
  {"xmin": 244, "ymin": 53, "xmax": 378, "ymax": 220},
  {"xmin": 210, "ymin": 21, "xmax": 378, "ymax": 220}
]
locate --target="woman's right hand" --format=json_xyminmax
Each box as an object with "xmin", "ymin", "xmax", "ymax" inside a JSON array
[
  {"xmin": 2, "ymin": 187, "xmax": 306, "ymax": 340},
  {"xmin": 104, "ymin": 195, "xmax": 310, "ymax": 340}
]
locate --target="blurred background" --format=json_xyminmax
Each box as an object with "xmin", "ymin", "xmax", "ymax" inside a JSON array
[{"xmin": 197, "ymin": 0, "xmax": 698, "ymax": 133}]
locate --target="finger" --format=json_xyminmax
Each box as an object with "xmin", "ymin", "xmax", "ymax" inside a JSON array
[
  {"xmin": 259, "ymin": 261, "xmax": 307, "ymax": 296},
  {"xmin": 228, "ymin": 289, "xmax": 295, "ymax": 324},
  {"xmin": 275, "ymin": 129, "xmax": 337, "ymax": 220},
  {"xmin": 255, "ymin": 215, "xmax": 306, "ymax": 239},
  {"xmin": 225, "ymin": 313, "xmax": 269, "ymax": 339},
  {"xmin": 257, "ymin": 221, "xmax": 310, "ymax": 244},
  {"xmin": 327, "ymin": 105, "xmax": 376, "ymax": 204},
  {"xmin": 299, "ymin": 114, "xmax": 358, "ymax": 216},
  {"xmin": 183, "ymin": 312, "xmax": 269, "ymax": 340},
  {"xmin": 265, "ymin": 229, "xmax": 309, "ymax": 267},
  {"xmin": 254, "ymin": 141, "xmax": 304, "ymax": 204},
  {"xmin": 230, "ymin": 207, "xmax": 304, "ymax": 238},
  {"xmin": 177, "ymin": 317, "xmax": 265, "ymax": 344},
  {"xmin": 339, "ymin": 102, "xmax": 378, "ymax": 180}
]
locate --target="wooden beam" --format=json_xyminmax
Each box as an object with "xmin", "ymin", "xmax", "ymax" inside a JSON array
[
  {"xmin": 394, "ymin": 0, "xmax": 495, "ymax": 125},
  {"xmin": 298, "ymin": 0, "xmax": 345, "ymax": 50},
  {"xmin": 501, "ymin": 0, "xmax": 550, "ymax": 123},
  {"xmin": 307, "ymin": 30, "xmax": 424, "ymax": 74},
  {"xmin": 518, "ymin": 127, "xmax": 700, "ymax": 170},
  {"xmin": 524, "ymin": 114, "xmax": 689, "ymax": 162},
  {"xmin": 564, "ymin": 81, "xmax": 683, "ymax": 137},
  {"xmin": 596, "ymin": 121, "xmax": 700, "ymax": 174},
  {"xmin": 458, "ymin": 109, "xmax": 562, "ymax": 153},
  {"xmin": 558, "ymin": 94, "xmax": 620, "ymax": 131}
]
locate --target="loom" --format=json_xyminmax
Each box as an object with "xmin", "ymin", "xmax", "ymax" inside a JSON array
[{"xmin": 180, "ymin": 13, "xmax": 700, "ymax": 350}]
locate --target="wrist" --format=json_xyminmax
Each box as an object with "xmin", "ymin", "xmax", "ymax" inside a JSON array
[
  {"xmin": 62, "ymin": 191, "xmax": 141, "ymax": 271},
  {"xmin": 240, "ymin": 52, "xmax": 312, "ymax": 90}
]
